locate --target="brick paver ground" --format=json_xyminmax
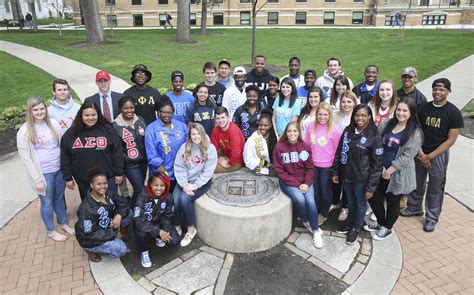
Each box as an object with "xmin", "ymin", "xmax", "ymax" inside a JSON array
[
  {"xmin": 0, "ymin": 189, "xmax": 101, "ymax": 295},
  {"xmin": 1, "ymin": 190, "xmax": 472, "ymax": 294},
  {"xmin": 392, "ymin": 195, "xmax": 474, "ymax": 295}
]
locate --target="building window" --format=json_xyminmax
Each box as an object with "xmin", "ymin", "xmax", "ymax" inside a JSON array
[
  {"xmin": 296, "ymin": 0, "xmax": 307, "ymax": 2},
  {"xmin": 191, "ymin": 0, "xmax": 196, "ymax": 4},
  {"xmin": 158, "ymin": 0, "xmax": 169, "ymax": 4},
  {"xmin": 132, "ymin": 0, "xmax": 142, "ymax": 5},
  {"xmin": 213, "ymin": 13, "xmax": 224, "ymax": 25},
  {"xmin": 352, "ymin": 11, "xmax": 363, "ymax": 24},
  {"xmin": 240, "ymin": 0, "xmax": 250, "ymax": 3},
  {"xmin": 324, "ymin": 12, "xmax": 335, "ymax": 24},
  {"xmin": 105, "ymin": 0, "xmax": 115, "ymax": 6},
  {"xmin": 107, "ymin": 15, "xmax": 117, "ymax": 27},
  {"xmin": 240, "ymin": 11, "xmax": 251, "ymax": 25},
  {"xmin": 268, "ymin": 0, "xmax": 278, "ymax": 2},
  {"xmin": 214, "ymin": 0, "xmax": 223, "ymax": 3},
  {"xmin": 422, "ymin": 14, "xmax": 446, "ymax": 25},
  {"xmin": 159, "ymin": 14, "xmax": 166, "ymax": 26},
  {"xmin": 190, "ymin": 13, "xmax": 196, "ymax": 25},
  {"xmin": 419, "ymin": 0, "xmax": 430, "ymax": 5},
  {"xmin": 295, "ymin": 12, "xmax": 306, "ymax": 24},
  {"xmin": 353, "ymin": 0, "xmax": 364, "ymax": 2},
  {"xmin": 325, "ymin": 0, "xmax": 336, "ymax": 2},
  {"xmin": 133, "ymin": 14, "xmax": 143, "ymax": 26},
  {"xmin": 384, "ymin": 15, "xmax": 405, "ymax": 26},
  {"xmin": 268, "ymin": 12, "xmax": 278, "ymax": 25}
]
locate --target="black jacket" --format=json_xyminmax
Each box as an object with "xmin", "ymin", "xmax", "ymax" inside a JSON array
[
  {"xmin": 333, "ymin": 126, "xmax": 383, "ymax": 193},
  {"xmin": 112, "ymin": 116, "xmax": 147, "ymax": 169},
  {"xmin": 75, "ymin": 190, "xmax": 130, "ymax": 248},
  {"xmin": 133, "ymin": 188, "xmax": 173, "ymax": 238},
  {"xmin": 84, "ymin": 91, "xmax": 123, "ymax": 121}
]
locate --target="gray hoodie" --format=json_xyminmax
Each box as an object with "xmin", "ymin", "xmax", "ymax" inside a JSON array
[
  {"xmin": 315, "ymin": 69, "xmax": 353, "ymax": 97},
  {"xmin": 48, "ymin": 96, "xmax": 81, "ymax": 134},
  {"xmin": 174, "ymin": 141, "xmax": 218, "ymax": 190}
]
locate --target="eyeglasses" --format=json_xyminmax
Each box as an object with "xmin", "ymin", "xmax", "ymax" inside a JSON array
[{"xmin": 134, "ymin": 71, "xmax": 147, "ymax": 77}]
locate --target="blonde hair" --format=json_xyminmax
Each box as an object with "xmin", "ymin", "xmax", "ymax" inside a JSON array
[
  {"xmin": 25, "ymin": 96, "xmax": 58, "ymax": 144},
  {"xmin": 185, "ymin": 123, "xmax": 210, "ymax": 159},
  {"xmin": 311, "ymin": 102, "xmax": 335, "ymax": 140},
  {"xmin": 335, "ymin": 90, "xmax": 358, "ymax": 123}
]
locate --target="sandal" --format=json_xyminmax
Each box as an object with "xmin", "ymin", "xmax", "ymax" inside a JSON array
[
  {"xmin": 62, "ymin": 224, "xmax": 75, "ymax": 236},
  {"xmin": 48, "ymin": 231, "xmax": 67, "ymax": 242},
  {"xmin": 86, "ymin": 251, "xmax": 102, "ymax": 263}
]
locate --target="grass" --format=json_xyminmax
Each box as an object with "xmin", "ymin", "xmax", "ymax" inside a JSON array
[
  {"xmin": 1, "ymin": 28, "xmax": 473, "ymax": 108},
  {"xmin": 35, "ymin": 18, "xmax": 74, "ymax": 26}
]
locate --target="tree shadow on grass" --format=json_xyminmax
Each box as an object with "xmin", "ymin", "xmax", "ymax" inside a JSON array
[{"xmin": 69, "ymin": 41, "xmax": 125, "ymax": 48}]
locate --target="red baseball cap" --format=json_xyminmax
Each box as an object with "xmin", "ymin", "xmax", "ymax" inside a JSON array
[{"xmin": 95, "ymin": 70, "xmax": 111, "ymax": 82}]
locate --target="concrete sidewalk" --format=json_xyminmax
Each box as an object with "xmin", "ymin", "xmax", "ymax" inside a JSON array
[{"xmin": 0, "ymin": 42, "xmax": 472, "ymax": 294}]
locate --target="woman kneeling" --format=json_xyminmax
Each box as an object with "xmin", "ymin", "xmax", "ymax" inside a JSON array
[{"xmin": 75, "ymin": 169, "xmax": 132, "ymax": 262}]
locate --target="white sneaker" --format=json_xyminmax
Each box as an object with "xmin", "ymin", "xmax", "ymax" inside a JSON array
[
  {"xmin": 155, "ymin": 238, "xmax": 166, "ymax": 248},
  {"xmin": 303, "ymin": 221, "xmax": 313, "ymax": 234},
  {"xmin": 140, "ymin": 251, "xmax": 152, "ymax": 268},
  {"xmin": 329, "ymin": 204, "xmax": 339, "ymax": 212},
  {"xmin": 369, "ymin": 212, "xmax": 377, "ymax": 221},
  {"xmin": 180, "ymin": 228, "xmax": 197, "ymax": 247},
  {"xmin": 313, "ymin": 229, "xmax": 323, "ymax": 249}
]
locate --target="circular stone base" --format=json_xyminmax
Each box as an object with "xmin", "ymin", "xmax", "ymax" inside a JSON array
[{"xmin": 195, "ymin": 186, "xmax": 292, "ymax": 253}]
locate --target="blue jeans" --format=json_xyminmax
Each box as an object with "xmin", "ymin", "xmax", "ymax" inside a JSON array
[
  {"xmin": 125, "ymin": 165, "xmax": 146, "ymax": 206},
  {"xmin": 279, "ymin": 180, "xmax": 319, "ymax": 231},
  {"xmin": 173, "ymin": 180, "xmax": 212, "ymax": 227},
  {"xmin": 39, "ymin": 170, "xmax": 68, "ymax": 232},
  {"xmin": 342, "ymin": 179, "xmax": 367, "ymax": 230},
  {"xmin": 313, "ymin": 167, "xmax": 333, "ymax": 218},
  {"xmin": 77, "ymin": 177, "xmax": 117, "ymax": 200}
]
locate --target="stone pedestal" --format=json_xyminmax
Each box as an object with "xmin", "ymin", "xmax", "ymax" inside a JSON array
[{"xmin": 194, "ymin": 171, "xmax": 292, "ymax": 253}]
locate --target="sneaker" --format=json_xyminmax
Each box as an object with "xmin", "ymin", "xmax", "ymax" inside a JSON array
[
  {"xmin": 373, "ymin": 226, "xmax": 392, "ymax": 240},
  {"xmin": 180, "ymin": 228, "xmax": 197, "ymax": 247},
  {"xmin": 400, "ymin": 207, "xmax": 423, "ymax": 217},
  {"xmin": 336, "ymin": 225, "xmax": 351, "ymax": 234},
  {"xmin": 317, "ymin": 215, "xmax": 328, "ymax": 226},
  {"xmin": 155, "ymin": 238, "xmax": 166, "ymax": 248},
  {"xmin": 365, "ymin": 206, "xmax": 372, "ymax": 216},
  {"xmin": 423, "ymin": 220, "xmax": 436, "ymax": 232},
  {"xmin": 338, "ymin": 208, "xmax": 348, "ymax": 222},
  {"xmin": 363, "ymin": 223, "xmax": 380, "ymax": 232},
  {"xmin": 47, "ymin": 231, "xmax": 67, "ymax": 242},
  {"xmin": 140, "ymin": 251, "xmax": 152, "ymax": 268},
  {"xmin": 313, "ymin": 229, "xmax": 323, "ymax": 249},
  {"xmin": 329, "ymin": 204, "xmax": 339, "ymax": 212},
  {"xmin": 303, "ymin": 221, "xmax": 313, "ymax": 234},
  {"xmin": 346, "ymin": 228, "xmax": 359, "ymax": 245},
  {"xmin": 369, "ymin": 212, "xmax": 377, "ymax": 221}
]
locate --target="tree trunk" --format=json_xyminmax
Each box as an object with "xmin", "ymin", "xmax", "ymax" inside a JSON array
[
  {"xmin": 251, "ymin": 0, "xmax": 257, "ymax": 64},
  {"xmin": 81, "ymin": 0, "xmax": 105, "ymax": 44},
  {"xmin": 200, "ymin": 0, "xmax": 207, "ymax": 35},
  {"xmin": 27, "ymin": 1, "xmax": 39, "ymax": 32},
  {"xmin": 176, "ymin": 0, "xmax": 192, "ymax": 43}
]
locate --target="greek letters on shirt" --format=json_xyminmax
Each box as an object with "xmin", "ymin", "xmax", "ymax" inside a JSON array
[
  {"xmin": 280, "ymin": 150, "xmax": 310, "ymax": 164},
  {"xmin": 97, "ymin": 207, "xmax": 110, "ymax": 229},
  {"xmin": 241, "ymin": 112, "xmax": 250, "ymax": 138},
  {"xmin": 425, "ymin": 116, "xmax": 441, "ymax": 128},
  {"xmin": 341, "ymin": 132, "xmax": 350, "ymax": 164},
  {"xmin": 137, "ymin": 96, "xmax": 155, "ymax": 106},
  {"xmin": 122, "ymin": 128, "xmax": 139, "ymax": 159},
  {"xmin": 193, "ymin": 110, "xmax": 213, "ymax": 122},
  {"xmin": 144, "ymin": 202, "xmax": 153, "ymax": 221},
  {"xmin": 254, "ymin": 137, "xmax": 264, "ymax": 158},
  {"xmin": 159, "ymin": 131, "xmax": 171, "ymax": 155},
  {"xmin": 174, "ymin": 102, "xmax": 191, "ymax": 117},
  {"xmin": 59, "ymin": 116, "xmax": 76, "ymax": 129},
  {"xmin": 72, "ymin": 137, "xmax": 107, "ymax": 150},
  {"xmin": 219, "ymin": 139, "xmax": 231, "ymax": 150}
]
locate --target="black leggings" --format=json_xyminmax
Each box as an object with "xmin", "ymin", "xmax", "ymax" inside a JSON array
[{"xmin": 368, "ymin": 179, "xmax": 402, "ymax": 229}]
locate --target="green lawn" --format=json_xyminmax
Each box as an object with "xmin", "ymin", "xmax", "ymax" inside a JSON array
[{"xmin": 1, "ymin": 28, "xmax": 473, "ymax": 109}]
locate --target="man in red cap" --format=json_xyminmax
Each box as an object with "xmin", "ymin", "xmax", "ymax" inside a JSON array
[{"xmin": 85, "ymin": 70, "xmax": 123, "ymax": 123}]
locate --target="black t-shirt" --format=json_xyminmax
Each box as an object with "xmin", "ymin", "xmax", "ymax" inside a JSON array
[
  {"xmin": 206, "ymin": 82, "xmax": 226, "ymax": 107},
  {"xmin": 396, "ymin": 87, "xmax": 428, "ymax": 109},
  {"xmin": 418, "ymin": 101, "xmax": 464, "ymax": 153},
  {"xmin": 123, "ymin": 85, "xmax": 161, "ymax": 125}
]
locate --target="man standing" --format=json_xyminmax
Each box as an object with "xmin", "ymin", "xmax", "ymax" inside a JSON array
[
  {"xmin": 352, "ymin": 65, "xmax": 379, "ymax": 104},
  {"xmin": 164, "ymin": 12, "xmax": 173, "ymax": 29},
  {"xmin": 25, "ymin": 12, "xmax": 33, "ymax": 29},
  {"xmin": 396, "ymin": 67, "xmax": 427, "ymax": 108},
  {"xmin": 281, "ymin": 57, "xmax": 305, "ymax": 89},
  {"xmin": 211, "ymin": 107, "xmax": 245, "ymax": 174},
  {"xmin": 316, "ymin": 57, "xmax": 353, "ymax": 97},
  {"xmin": 166, "ymin": 70, "xmax": 194, "ymax": 124},
  {"xmin": 246, "ymin": 55, "xmax": 273, "ymax": 94},
  {"xmin": 401, "ymin": 78, "xmax": 464, "ymax": 232},
  {"xmin": 216, "ymin": 59, "xmax": 234, "ymax": 88},
  {"xmin": 85, "ymin": 70, "xmax": 122, "ymax": 123},
  {"xmin": 297, "ymin": 69, "xmax": 318, "ymax": 106},
  {"xmin": 48, "ymin": 79, "xmax": 80, "ymax": 134},
  {"xmin": 124, "ymin": 64, "xmax": 161, "ymax": 125},
  {"xmin": 222, "ymin": 66, "xmax": 247, "ymax": 119},
  {"xmin": 202, "ymin": 62, "xmax": 226, "ymax": 107}
]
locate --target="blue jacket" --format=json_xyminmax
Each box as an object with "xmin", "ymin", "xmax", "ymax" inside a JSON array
[{"xmin": 145, "ymin": 119, "xmax": 187, "ymax": 180}]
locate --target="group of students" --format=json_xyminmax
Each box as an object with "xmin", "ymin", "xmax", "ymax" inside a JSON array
[{"xmin": 17, "ymin": 57, "xmax": 464, "ymax": 268}]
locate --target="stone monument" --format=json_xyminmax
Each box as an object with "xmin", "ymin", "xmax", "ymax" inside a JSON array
[{"xmin": 194, "ymin": 169, "xmax": 292, "ymax": 253}]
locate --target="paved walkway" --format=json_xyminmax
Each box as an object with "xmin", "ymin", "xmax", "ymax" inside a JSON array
[{"xmin": 0, "ymin": 41, "xmax": 472, "ymax": 294}]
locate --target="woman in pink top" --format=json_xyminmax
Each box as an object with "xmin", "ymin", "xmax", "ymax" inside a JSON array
[{"xmin": 305, "ymin": 102, "xmax": 342, "ymax": 225}]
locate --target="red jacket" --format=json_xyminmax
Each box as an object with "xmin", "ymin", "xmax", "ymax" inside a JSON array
[
  {"xmin": 273, "ymin": 140, "xmax": 313, "ymax": 187},
  {"xmin": 211, "ymin": 122, "xmax": 245, "ymax": 166}
]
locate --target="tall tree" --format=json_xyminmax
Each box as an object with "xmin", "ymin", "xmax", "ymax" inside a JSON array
[
  {"xmin": 81, "ymin": 0, "xmax": 105, "ymax": 44},
  {"xmin": 176, "ymin": 0, "xmax": 192, "ymax": 43},
  {"xmin": 200, "ymin": 0, "xmax": 207, "ymax": 35},
  {"xmin": 251, "ymin": 1, "xmax": 268, "ymax": 63}
]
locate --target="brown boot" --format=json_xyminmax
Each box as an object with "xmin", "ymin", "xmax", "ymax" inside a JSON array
[{"xmin": 86, "ymin": 251, "xmax": 101, "ymax": 262}]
